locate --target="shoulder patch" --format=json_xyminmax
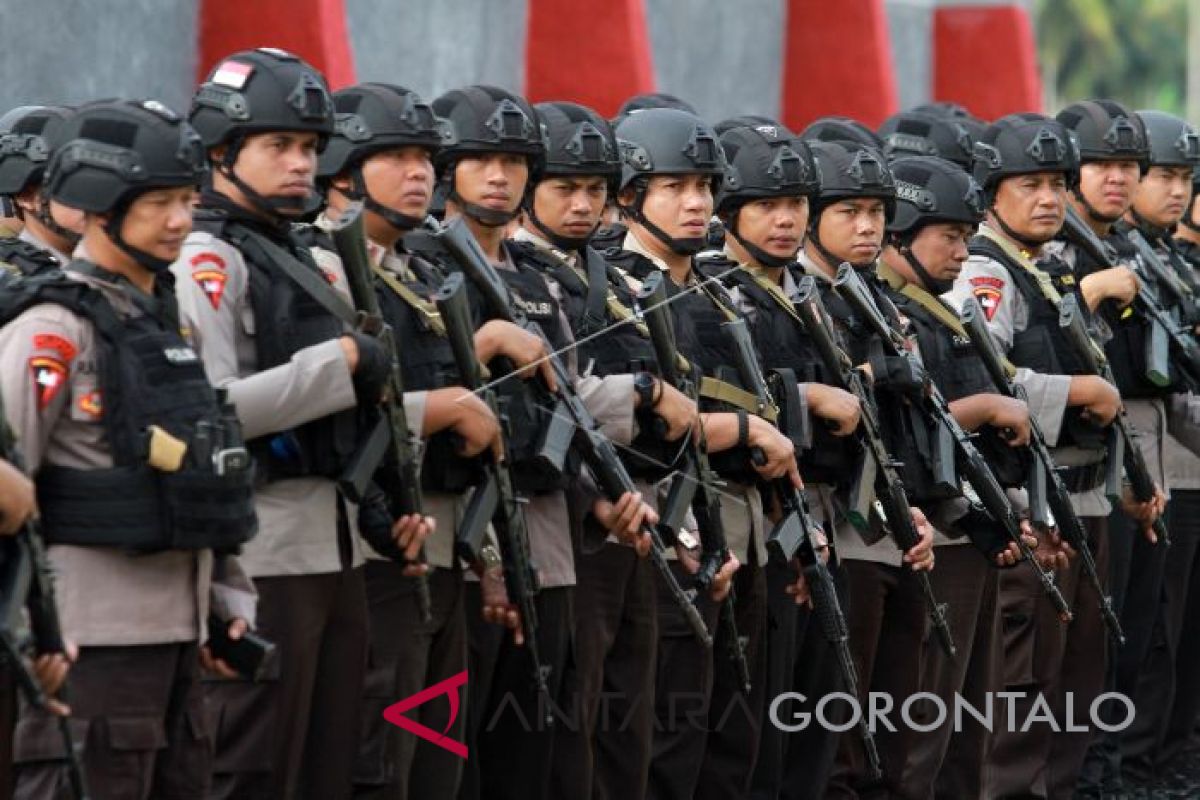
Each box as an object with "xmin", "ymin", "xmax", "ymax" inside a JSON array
[
  {"xmin": 77, "ymin": 390, "xmax": 102, "ymax": 419},
  {"xmin": 969, "ymin": 276, "xmax": 1004, "ymax": 321},
  {"xmin": 29, "ymin": 356, "xmax": 68, "ymax": 410},
  {"xmin": 192, "ymin": 268, "xmax": 228, "ymax": 310},
  {"xmin": 190, "ymin": 251, "xmax": 226, "ymax": 271},
  {"xmin": 31, "ymin": 333, "xmax": 77, "ymax": 362}
]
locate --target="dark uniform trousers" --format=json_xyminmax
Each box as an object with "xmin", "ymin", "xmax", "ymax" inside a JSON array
[
  {"xmin": 646, "ymin": 561, "xmax": 721, "ymax": 800},
  {"xmin": 772, "ymin": 561, "xmax": 852, "ymax": 800},
  {"xmin": 15, "ymin": 642, "xmax": 208, "ymax": 800},
  {"xmin": 353, "ymin": 562, "xmax": 467, "ymax": 800},
  {"xmin": 0, "ymin": 662, "xmax": 15, "ymax": 799},
  {"xmin": 695, "ymin": 557, "xmax": 769, "ymax": 800},
  {"xmin": 207, "ymin": 568, "xmax": 368, "ymax": 800},
  {"xmin": 826, "ymin": 559, "xmax": 928, "ymax": 800},
  {"xmin": 1158, "ymin": 489, "xmax": 1200, "ymax": 766},
  {"xmin": 551, "ymin": 543, "xmax": 657, "ymax": 800},
  {"xmin": 459, "ymin": 584, "xmax": 573, "ymax": 800},
  {"xmin": 988, "ymin": 516, "xmax": 1109, "ymax": 800},
  {"xmin": 895, "ymin": 545, "xmax": 1000, "ymax": 800},
  {"xmin": 750, "ymin": 558, "xmax": 801, "ymax": 800},
  {"xmin": 1080, "ymin": 509, "xmax": 1164, "ymax": 794}
]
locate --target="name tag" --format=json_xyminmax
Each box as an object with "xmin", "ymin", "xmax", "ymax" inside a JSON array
[{"xmin": 163, "ymin": 346, "xmax": 200, "ymax": 365}]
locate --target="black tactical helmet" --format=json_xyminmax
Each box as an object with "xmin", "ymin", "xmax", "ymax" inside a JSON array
[
  {"xmin": 877, "ymin": 111, "xmax": 977, "ymax": 169},
  {"xmin": 46, "ymin": 99, "xmax": 206, "ymax": 270},
  {"xmin": 534, "ymin": 101, "xmax": 621, "ymax": 191},
  {"xmin": 614, "ymin": 107, "xmax": 727, "ymax": 255},
  {"xmin": 888, "ymin": 155, "xmax": 986, "ymax": 237},
  {"xmin": 190, "ymin": 48, "xmax": 334, "ymax": 218},
  {"xmin": 716, "ymin": 122, "xmax": 819, "ymax": 213},
  {"xmin": 1055, "ymin": 100, "xmax": 1149, "ymax": 173},
  {"xmin": 972, "ymin": 113, "xmax": 1079, "ymax": 196},
  {"xmin": 522, "ymin": 101, "xmax": 620, "ymax": 250},
  {"xmin": 714, "ymin": 115, "xmax": 783, "ymax": 137},
  {"xmin": 806, "ymin": 139, "xmax": 896, "ymax": 269},
  {"xmin": 715, "ymin": 121, "xmax": 817, "ymax": 267},
  {"xmin": 614, "ymin": 92, "xmax": 697, "ymax": 126},
  {"xmin": 190, "ymin": 48, "xmax": 334, "ymax": 150},
  {"xmin": 0, "ymin": 105, "xmax": 74, "ymax": 196},
  {"xmin": 431, "ymin": 85, "xmax": 544, "ymax": 226},
  {"xmin": 319, "ymin": 83, "xmax": 453, "ymax": 179},
  {"xmin": 801, "ymin": 116, "xmax": 884, "ymax": 151},
  {"xmin": 910, "ymin": 101, "xmax": 974, "ymax": 120},
  {"xmin": 1135, "ymin": 110, "xmax": 1200, "ymax": 169},
  {"xmin": 808, "ymin": 139, "xmax": 896, "ymax": 220},
  {"xmin": 317, "ymin": 83, "xmax": 452, "ymax": 231}
]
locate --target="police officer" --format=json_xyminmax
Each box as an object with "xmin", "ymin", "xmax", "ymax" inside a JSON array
[
  {"xmin": 788, "ymin": 137, "xmax": 942, "ymax": 800},
  {"xmin": 0, "ymin": 98, "xmax": 257, "ymax": 796},
  {"xmin": 315, "ymin": 81, "xmax": 514, "ymax": 800},
  {"xmin": 945, "ymin": 113, "xmax": 1145, "ymax": 799},
  {"xmin": 0, "ymin": 105, "xmax": 84, "ymax": 273},
  {"xmin": 876, "ymin": 110, "xmax": 978, "ymax": 169},
  {"xmin": 414, "ymin": 85, "xmax": 656, "ymax": 800},
  {"xmin": 175, "ymin": 48, "xmax": 429, "ymax": 798},
  {"xmin": 1093, "ymin": 109, "xmax": 1200, "ymax": 789},
  {"xmin": 878, "ymin": 155, "xmax": 1039, "ymax": 798},
  {"xmin": 699, "ymin": 119, "xmax": 859, "ymax": 800},
  {"xmin": 606, "ymin": 106, "xmax": 801, "ymax": 800},
  {"xmin": 1043, "ymin": 101, "xmax": 1182, "ymax": 795},
  {"xmin": 508, "ymin": 99, "xmax": 698, "ymax": 799}
]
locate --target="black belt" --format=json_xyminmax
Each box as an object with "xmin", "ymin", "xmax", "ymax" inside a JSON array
[{"xmin": 1059, "ymin": 461, "xmax": 1107, "ymax": 493}]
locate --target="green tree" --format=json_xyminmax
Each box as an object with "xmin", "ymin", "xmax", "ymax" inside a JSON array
[{"xmin": 1035, "ymin": 0, "xmax": 1186, "ymax": 116}]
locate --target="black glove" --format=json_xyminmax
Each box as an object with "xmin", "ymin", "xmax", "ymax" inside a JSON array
[
  {"xmin": 348, "ymin": 332, "xmax": 391, "ymax": 403},
  {"xmin": 356, "ymin": 482, "xmax": 406, "ymax": 562}
]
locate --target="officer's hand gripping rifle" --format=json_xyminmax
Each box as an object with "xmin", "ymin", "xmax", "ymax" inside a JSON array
[
  {"xmin": 1061, "ymin": 206, "xmax": 1200, "ymax": 389},
  {"xmin": 1058, "ymin": 292, "xmax": 1170, "ymax": 546},
  {"xmin": 0, "ymin": 410, "xmax": 87, "ymax": 798},
  {"xmin": 798, "ymin": 269, "xmax": 955, "ymax": 657},
  {"xmin": 435, "ymin": 271, "xmax": 554, "ymax": 722},
  {"xmin": 329, "ymin": 203, "xmax": 433, "ymax": 623},
  {"xmin": 960, "ymin": 298, "xmax": 1124, "ymax": 642},
  {"xmin": 723, "ymin": 311, "xmax": 883, "ymax": 777},
  {"xmin": 432, "ymin": 219, "xmax": 713, "ymax": 652},
  {"xmin": 636, "ymin": 270, "xmax": 750, "ymax": 693}
]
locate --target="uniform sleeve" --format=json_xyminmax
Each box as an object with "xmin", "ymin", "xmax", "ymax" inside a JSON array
[
  {"xmin": 576, "ymin": 374, "xmax": 635, "ymax": 445},
  {"xmin": 171, "ymin": 234, "xmax": 358, "ymax": 441},
  {"xmin": 0, "ymin": 306, "xmax": 85, "ymax": 471},
  {"xmin": 1015, "ymin": 368, "xmax": 1072, "ymax": 446},
  {"xmin": 403, "ymin": 390, "xmax": 427, "ymax": 440},
  {"xmin": 945, "ymin": 257, "xmax": 1021, "ymax": 351},
  {"xmin": 209, "ymin": 553, "xmax": 258, "ymax": 628}
]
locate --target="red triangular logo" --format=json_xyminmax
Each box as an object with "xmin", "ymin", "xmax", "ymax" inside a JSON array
[{"xmin": 382, "ymin": 670, "xmax": 469, "ymax": 759}]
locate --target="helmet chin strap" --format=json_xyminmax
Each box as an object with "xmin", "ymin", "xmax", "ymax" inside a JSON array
[
  {"xmin": 35, "ymin": 193, "xmax": 82, "ymax": 251},
  {"xmin": 618, "ymin": 185, "xmax": 705, "ymax": 256},
  {"xmin": 899, "ymin": 242, "xmax": 953, "ymax": 294},
  {"xmin": 990, "ymin": 205, "xmax": 1053, "ymax": 251},
  {"xmin": 728, "ymin": 224, "xmax": 792, "ymax": 269},
  {"xmin": 523, "ymin": 200, "xmax": 594, "ymax": 251},
  {"xmin": 103, "ymin": 197, "xmax": 173, "ymax": 274},
  {"xmin": 346, "ymin": 167, "xmax": 424, "ymax": 232},
  {"xmin": 806, "ymin": 210, "xmax": 877, "ymax": 272},
  {"xmin": 219, "ymin": 135, "xmax": 322, "ymax": 223},
  {"xmin": 1072, "ymin": 187, "xmax": 1121, "ymax": 229}
]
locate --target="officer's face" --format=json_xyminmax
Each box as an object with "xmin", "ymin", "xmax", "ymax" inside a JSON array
[
  {"xmin": 909, "ymin": 222, "xmax": 975, "ymax": 282},
  {"xmin": 632, "ymin": 174, "xmax": 714, "ymax": 240},
  {"xmin": 115, "ymin": 185, "xmax": 197, "ymax": 262},
  {"xmin": 531, "ymin": 176, "xmax": 607, "ymax": 239},
  {"xmin": 1078, "ymin": 160, "xmax": 1141, "ymax": 219},
  {"xmin": 992, "ymin": 172, "xmax": 1067, "ymax": 241},
  {"xmin": 15, "ymin": 188, "xmax": 86, "ymax": 238},
  {"xmin": 731, "ymin": 196, "xmax": 808, "ymax": 261},
  {"xmin": 815, "ymin": 198, "xmax": 885, "ymax": 263},
  {"xmin": 1133, "ymin": 165, "xmax": 1194, "ymax": 227},
  {"xmin": 453, "ymin": 153, "xmax": 529, "ymax": 215},
  {"xmin": 227, "ymin": 131, "xmax": 320, "ymax": 213},
  {"xmin": 361, "ymin": 146, "xmax": 435, "ymax": 220}
]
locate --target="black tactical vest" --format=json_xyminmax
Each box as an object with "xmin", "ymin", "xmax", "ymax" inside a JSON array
[
  {"xmin": 0, "ymin": 236, "xmax": 60, "ymax": 278},
  {"xmin": 713, "ymin": 258, "xmax": 861, "ymax": 487},
  {"xmin": 890, "ymin": 285, "xmax": 1028, "ymax": 488},
  {"xmin": 192, "ymin": 208, "xmax": 362, "ymax": 482},
  {"xmin": 0, "ymin": 268, "xmax": 257, "ymax": 553},
  {"xmin": 969, "ymin": 236, "xmax": 1107, "ymax": 449}
]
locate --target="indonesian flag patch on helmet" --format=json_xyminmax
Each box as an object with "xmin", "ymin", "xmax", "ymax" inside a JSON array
[{"xmin": 211, "ymin": 60, "xmax": 254, "ymax": 90}]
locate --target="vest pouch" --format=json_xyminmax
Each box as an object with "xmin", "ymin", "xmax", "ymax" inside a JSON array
[{"xmin": 159, "ymin": 465, "xmax": 257, "ymax": 553}]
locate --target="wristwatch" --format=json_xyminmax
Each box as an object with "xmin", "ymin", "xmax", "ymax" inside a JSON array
[{"xmin": 634, "ymin": 371, "xmax": 659, "ymax": 409}]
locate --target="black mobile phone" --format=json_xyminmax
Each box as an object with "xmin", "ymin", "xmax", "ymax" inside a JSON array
[{"xmin": 207, "ymin": 615, "xmax": 277, "ymax": 681}]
